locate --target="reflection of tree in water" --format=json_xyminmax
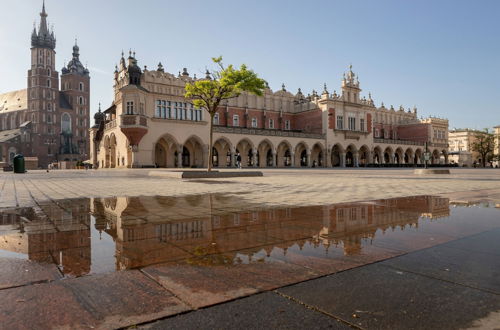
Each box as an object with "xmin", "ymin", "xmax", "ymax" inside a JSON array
[
  {"xmin": 184, "ymin": 195, "xmax": 203, "ymax": 207},
  {"xmin": 186, "ymin": 245, "xmax": 234, "ymax": 266},
  {"xmin": 155, "ymin": 196, "xmax": 177, "ymax": 207}
]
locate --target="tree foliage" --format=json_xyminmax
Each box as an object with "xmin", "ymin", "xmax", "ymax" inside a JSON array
[
  {"xmin": 184, "ymin": 57, "xmax": 266, "ymax": 171},
  {"xmin": 471, "ymin": 129, "xmax": 495, "ymax": 167}
]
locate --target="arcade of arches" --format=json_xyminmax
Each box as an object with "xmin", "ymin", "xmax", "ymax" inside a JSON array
[{"xmin": 100, "ymin": 133, "xmax": 448, "ymax": 168}]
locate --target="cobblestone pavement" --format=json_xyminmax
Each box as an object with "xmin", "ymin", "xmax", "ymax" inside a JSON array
[{"xmin": 1, "ymin": 168, "xmax": 500, "ymax": 208}]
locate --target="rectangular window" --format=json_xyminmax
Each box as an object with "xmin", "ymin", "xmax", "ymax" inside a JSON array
[
  {"xmin": 360, "ymin": 118, "xmax": 365, "ymax": 131},
  {"xmin": 233, "ymin": 114, "xmax": 239, "ymax": 127},
  {"xmin": 337, "ymin": 116, "xmax": 343, "ymax": 129},
  {"xmin": 269, "ymin": 119, "xmax": 274, "ymax": 129},
  {"xmin": 126, "ymin": 101, "xmax": 134, "ymax": 114},
  {"xmin": 156, "ymin": 100, "xmax": 161, "ymax": 117},
  {"xmin": 375, "ymin": 128, "xmax": 380, "ymax": 138},
  {"xmin": 348, "ymin": 117, "xmax": 356, "ymax": 131},
  {"xmin": 213, "ymin": 113, "xmax": 219, "ymax": 125},
  {"xmin": 251, "ymin": 117, "xmax": 257, "ymax": 128},
  {"xmin": 285, "ymin": 120, "xmax": 290, "ymax": 130}
]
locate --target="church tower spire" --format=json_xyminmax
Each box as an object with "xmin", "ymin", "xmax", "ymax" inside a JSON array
[{"xmin": 31, "ymin": 0, "xmax": 56, "ymax": 50}]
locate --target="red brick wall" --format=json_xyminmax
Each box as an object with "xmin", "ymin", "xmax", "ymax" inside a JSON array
[
  {"xmin": 397, "ymin": 123, "xmax": 430, "ymax": 142},
  {"xmin": 328, "ymin": 108, "xmax": 335, "ymax": 129},
  {"xmin": 367, "ymin": 113, "xmax": 372, "ymax": 133},
  {"xmin": 265, "ymin": 112, "xmax": 280, "ymax": 129},
  {"xmin": 294, "ymin": 109, "xmax": 322, "ymax": 133}
]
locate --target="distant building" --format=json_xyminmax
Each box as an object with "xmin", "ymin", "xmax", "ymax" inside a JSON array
[
  {"xmin": 90, "ymin": 54, "xmax": 449, "ymax": 169},
  {"xmin": 448, "ymin": 129, "xmax": 491, "ymax": 167},
  {"xmin": 0, "ymin": 2, "xmax": 90, "ymax": 168},
  {"xmin": 494, "ymin": 125, "xmax": 500, "ymax": 167}
]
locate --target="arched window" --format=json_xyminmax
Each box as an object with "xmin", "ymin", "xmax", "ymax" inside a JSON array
[
  {"xmin": 251, "ymin": 118, "xmax": 258, "ymax": 128},
  {"xmin": 47, "ymin": 103, "xmax": 52, "ymax": 111},
  {"xmin": 61, "ymin": 113, "xmax": 71, "ymax": 133},
  {"xmin": 79, "ymin": 82, "xmax": 84, "ymax": 92},
  {"xmin": 47, "ymin": 79, "xmax": 51, "ymax": 88},
  {"xmin": 47, "ymin": 68, "xmax": 51, "ymax": 76},
  {"xmin": 78, "ymin": 96, "xmax": 84, "ymax": 105},
  {"xmin": 233, "ymin": 115, "xmax": 239, "ymax": 127},
  {"xmin": 213, "ymin": 113, "xmax": 219, "ymax": 125}
]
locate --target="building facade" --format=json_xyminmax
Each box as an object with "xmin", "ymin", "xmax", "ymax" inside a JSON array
[
  {"xmin": 448, "ymin": 129, "xmax": 493, "ymax": 167},
  {"xmin": 494, "ymin": 125, "xmax": 500, "ymax": 167},
  {"xmin": 0, "ymin": 2, "xmax": 90, "ymax": 168},
  {"xmin": 90, "ymin": 55, "xmax": 449, "ymax": 169}
]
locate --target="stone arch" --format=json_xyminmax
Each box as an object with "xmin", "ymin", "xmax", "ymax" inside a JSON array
[
  {"xmin": 331, "ymin": 144, "xmax": 344, "ymax": 167},
  {"xmin": 414, "ymin": 148, "xmax": 423, "ymax": 165},
  {"xmin": 432, "ymin": 149, "xmax": 440, "ymax": 165},
  {"xmin": 311, "ymin": 142, "xmax": 324, "ymax": 167},
  {"xmin": 345, "ymin": 144, "xmax": 358, "ymax": 167},
  {"xmin": 109, "ymin": 134, "xmax": 117, "ymax": 168},
  {"xmin": 384, "ymin": 146, "xmax": 393, "ymax": 165},
  {"xmin": 257, "ymin": 139, "xmax": 274, "ymax": 167},
  {"xmin": 213, "ymin": 137, "xmax": 232, "ymax": 167},
  {"xmin": 358, "ymin": 145, "xmax": 370, "ymax": 167},
  {"xmin": 103, "ymin": 135, "xmax": 111, "ymax": 168},
  {"xmin": 373, "ymin": 146, "xmax": 382, "ymax": 165},
  {"xmin": 155, "ymin": 134, "xmax": 180, "ymax": 168},
  {"xmin": 183, "ymin": 135, "xmax": 205, "ymax": 168},
  {"xmin": 394, "ymin": 147, "xmax": 404, "ymax": 165},
  {"xmin": 277, "ymin": 140, "xmax": 292, "ymax": 167},
  {"xmin": 405, "ymin": 148, "xmax": 414, "ymax": 165},
  {"xmin": 294, "ymin": 142, "xmax": 309, "ymax": 167},
  {"xmin": 236, "ymin": 138, "xmax": 255, "ymax": 167}
]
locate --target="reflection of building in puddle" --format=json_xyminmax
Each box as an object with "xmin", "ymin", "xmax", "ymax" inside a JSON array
[
  {"xmin": 0, "ymin": 195, "xmax": 451, "ymax": 276},
  {"xmin": 92, "ymin": 194, "xmax": 450, "ymax": 270},
  {"xmin": 0, "ymin": 200, "xmax": 91, "ymax": 276},
  {"xmin": 316, "ymin": 195, "xmax": 450, "ymax": 255}
]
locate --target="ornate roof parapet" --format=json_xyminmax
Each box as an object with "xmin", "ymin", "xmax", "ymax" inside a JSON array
[{"xmin": 342, "ymin": 64, "xmax": 360, "ymax": 89}]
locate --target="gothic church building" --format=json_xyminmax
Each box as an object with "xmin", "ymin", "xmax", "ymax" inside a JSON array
[{"xmin": 0, "ymin": 2, "xmax": 90, "ymax": 168}]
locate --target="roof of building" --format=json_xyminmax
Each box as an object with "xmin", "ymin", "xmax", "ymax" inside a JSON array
[
  {"xmin": 0, "ymin": 89, "xmax": 28, "ymax": 113},
  {"xmin": 59, "ymin": 92, "xmax": 72, "ymax": 109},
  {"xmin": 0, "ymin": 128, "xmax": 21, "ymax": 143}
]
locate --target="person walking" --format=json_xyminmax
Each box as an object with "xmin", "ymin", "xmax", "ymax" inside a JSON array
[{"xmin": 236, "ymin": 153, "xmax": 242, "ymax": 169}]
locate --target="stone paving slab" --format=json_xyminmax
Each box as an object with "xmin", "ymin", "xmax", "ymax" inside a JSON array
[
  {"xmin": 0, "ymin": 270, "xmax": 189, "ymax": 330},
  {"xmin": 278, "ymin": 263, "xmax": 500, "ymax": 330},
  {"xmin": 141, "ymin": 257, "xmax": 317, "ymax": 309},
  {"xmin": 0, "ymin": 257, "xmax": 61, "ymax": 289},
  {"xmin": 383, "ymin": 229, "xmax": 500, "ymax": 294},
  {"xmin": 140, "ymin": 292, "xmax": 352, "ymax": 330}
]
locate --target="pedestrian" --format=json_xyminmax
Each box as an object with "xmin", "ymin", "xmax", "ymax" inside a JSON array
[{"xmin": 236, "ymin": 153, "xmax": 242, "ymax": 168}]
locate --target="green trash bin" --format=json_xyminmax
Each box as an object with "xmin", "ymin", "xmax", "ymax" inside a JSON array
[{"xmin": 13, "ymin": 154, "xmax": 25, "ymax": 173}]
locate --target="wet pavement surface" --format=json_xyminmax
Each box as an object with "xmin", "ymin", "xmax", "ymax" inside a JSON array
[{"xmin": 0, "ymin": 194, "xmax": 499, "ymax": 329}]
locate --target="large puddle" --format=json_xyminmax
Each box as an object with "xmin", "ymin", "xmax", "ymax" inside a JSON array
[{"xmin": 0, "ymin": 195, "xmax": 499, "ymax": 277}]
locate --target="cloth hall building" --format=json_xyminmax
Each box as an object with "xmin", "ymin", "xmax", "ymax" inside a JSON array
[
  {"xmin": 0, "ymin": 2, "xmax": 90, "ymax": 168},
  {"xmin": 90, "ymin": 54, "xmax": 449, "ymax": 169}
]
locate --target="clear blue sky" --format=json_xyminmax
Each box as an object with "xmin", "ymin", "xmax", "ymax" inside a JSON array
[{"xmin": 1, "ymin": 0, "xmax": 499, "ymax": 130}]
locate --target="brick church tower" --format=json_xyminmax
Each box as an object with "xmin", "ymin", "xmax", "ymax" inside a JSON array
[
  {"xmin": 27, "ymin": 1, "xmax": 58, "ymax": 166},
  {"xmin": 24, "ymin": 1, "xmax": 90, "ymax": 166}
]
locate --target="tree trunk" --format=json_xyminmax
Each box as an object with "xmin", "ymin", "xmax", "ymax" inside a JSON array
[{"xmin": 208, "ymin": 112, "xmax": 214, "ymax": 172}]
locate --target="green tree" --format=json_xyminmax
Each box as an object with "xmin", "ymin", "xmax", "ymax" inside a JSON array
[
  {"xmin": 471, "ymin": 129, "xmax": 495, "ymax": 167},
  {"xmin": 185, "ymin": 57, "xmax": 266, "ymax": 171}
]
